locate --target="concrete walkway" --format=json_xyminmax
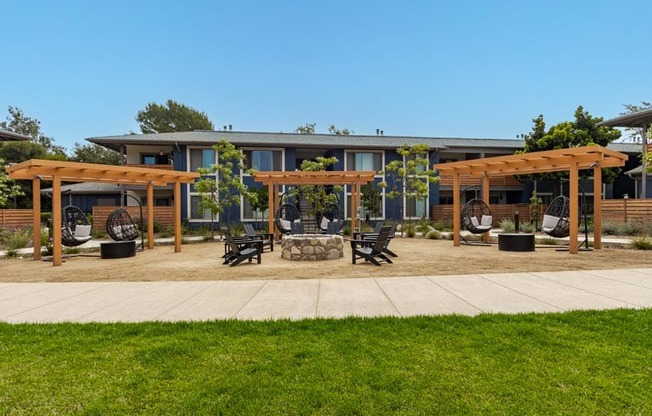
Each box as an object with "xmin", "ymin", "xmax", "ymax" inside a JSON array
[{"xmin": 1, "ymin": 268, "xmax": 650, "ymax": 323}]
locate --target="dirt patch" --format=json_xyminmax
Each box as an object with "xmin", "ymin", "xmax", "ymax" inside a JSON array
[{"xmin": 2, "ymin": 238, "xmax": 651, "ymax": 283}]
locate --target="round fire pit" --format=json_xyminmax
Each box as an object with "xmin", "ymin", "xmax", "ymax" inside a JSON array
[{"xmin": 281, "ymin": 234, "xmax": 344, "ymax": 261}]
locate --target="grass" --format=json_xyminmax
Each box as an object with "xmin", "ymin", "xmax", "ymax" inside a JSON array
[
  {"xmin": 1, "ymin": 309, "xmax": 650, "ymax": 414},
  {"xmin": 631, "ymin": 236, "xmax": 652, "ymax": 250}
]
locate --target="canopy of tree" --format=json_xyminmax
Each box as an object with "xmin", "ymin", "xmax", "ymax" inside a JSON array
[
  {"xmin": 136, "ymin": 100, "xmax": 214, "ymax": 134},
  {"xmin": 518, "ymin": 106, "xmax": 621, "ymax": 183}
]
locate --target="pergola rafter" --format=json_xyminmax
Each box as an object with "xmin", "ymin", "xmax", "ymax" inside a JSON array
[
  {"xmin": 7, "ymin": 159, "xmax": 199, "ymax": 266},
  {"xmin": 433, "ymin": 145, "xmax": 628, "ymax": 254},
  {"xmin": 253, "ymin": 171, "xmax": 376, "ymax": 238}
]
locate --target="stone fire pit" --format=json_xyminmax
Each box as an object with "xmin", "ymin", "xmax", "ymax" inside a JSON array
[{"xmin": 281, "ymin": 234, "xmax": 344, "ymax": 261}]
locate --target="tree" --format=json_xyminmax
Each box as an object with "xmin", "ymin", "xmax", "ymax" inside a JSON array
[
  {"xmin": 194, "ymin": 139, "xmax": 256, "ymax": 236},
  {"xmin": 0, "ymin": 141, "xmax": 47, "ymax": 164},
  {"xmin": 70, "ymin": 142, "xmax": 121, "ymax": 165},
  {"xmin": 519, "ymin": 106, "xmax": 622, "ymax": 184},
  {"xmin": 0, "ymin": 158, "xmax": 23, "ymax": 208},
  {"xmin": 328, "ymin": 125, "xmax": 353, "ymax": 135},
  {"xmin": 292, "ymin": 156, "xmax": 342, "ymax": 222},
  {"xmin": 360, "ymin": 182, "xmax": 381, "ymax": 221},
  {"xmin": 136, "ymin": 100, "xmax": 214, "ymax": 134},
  {"xmin": 295, "ymin": 123, "xmax": 353, "ymax": 135},
  {"xmin": 0, "ymin": 106, "xmax": 66, "ymax": 156},
  {"xmin": 380, "ymin": 144, "xmax": 439, "ymax": 232},
  {"xmin": 248, "ymin": 186, "xmax": 269, "ymax": 230},
  {"xmin": 295, "ymin": 123, "xmax": 316, "ymax": 134}
]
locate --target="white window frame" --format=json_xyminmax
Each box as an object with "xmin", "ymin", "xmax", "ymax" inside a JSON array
[
  {"xmin": 403, "ymin": 151, "xmax": 430, "ymax": 220},
  {"xmin": 240, "ymin": 148, "xmax": 285, "ymax": 221},
  {"xmin": 343, "ymin": 150, "xmax": 385, "ymax": 220},
  {"xmin": 187, "ymin": 146, "xmax": 218, "ymax": 223}
]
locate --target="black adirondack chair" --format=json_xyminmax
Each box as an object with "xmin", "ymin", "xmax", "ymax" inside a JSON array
[
  {"xmin": 243, "ymin": 223, "xmax": 274, "ymax": 252},
  {"xmin": 223, "ymin": 230, "xmax": 262, "ymax": 267},
  {"xmin": 360, "ymin": 223, "xmax": 398, "ymax": 257},
  {"xmin": 351, "ymin": 225, "xmax": 393, "ymax": 266}
]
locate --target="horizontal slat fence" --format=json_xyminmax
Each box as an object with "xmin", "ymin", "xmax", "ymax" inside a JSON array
[
  {"xmin": 431, "ymin": 203, "xmax": 547, "ymax": 226},
  {"xmin": 92, "ymin": 206, "xmax": 174, "ymax": 230},
  {"xmin": 602, "ymin": 199, "xmax": 652, "ymax": 223},
  {"xmin": 0, "ymin": 209, "xmax": 34, "ymax": 228}
]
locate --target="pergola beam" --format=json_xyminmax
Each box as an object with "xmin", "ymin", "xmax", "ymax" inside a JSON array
[
  {"xmin": 8, "ymin": 159, "xmax": 199, "ymax": 266},
  {"xmin": 253, "ymin": 171, "xmax": 376, "ymax": 239},
  {"xmin": 433, "ymin": 145, "xmax": 628, "ymax": 254}
]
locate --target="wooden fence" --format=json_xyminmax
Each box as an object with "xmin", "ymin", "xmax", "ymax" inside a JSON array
[
  {"xmin": 602, "ymin": 199, "xmax": 652, "ymax": 223},
  {"xmin": 92, "ymin": 206, "xmax": 175, "ymax": 230},
  {"xmin": 431, "ymin": 203, "xmax": 547, "ymax": 226},
  {"xmin": 0, "ymin": 209, "xmax": 34, "ymax": 229}
]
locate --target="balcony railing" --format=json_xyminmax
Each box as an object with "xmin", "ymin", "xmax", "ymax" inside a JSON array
[
  {"xmin": 438, "ymin": 173, "xmax": 522, "ymax": 188},
  {"xmin": 125, "ymin": 164, "xmax": 174, "ymax": 170}
]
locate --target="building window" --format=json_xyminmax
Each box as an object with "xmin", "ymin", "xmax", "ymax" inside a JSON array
[
  {"xmin": 242, "ymin": 196, "xmax": 269, "ymax": 221},
  {"xmin": 190, "ymin": 195, "xmax": 214, "ymax": 220},
  {"xmin": 141, "ymin": 154, "xmax": 157, "ymax": 165},
  {"xmin": 346, "ymin": 152, "xmax": 382, "ymax": 172},
  {"xmin": 403, "ymin": 151, "xmax": 429, "ymax": 219},
  {"xmin": 405, "ymin": 198, "xmax": 427, "ymax": 219},
  {"xmin": 189, "ymin": 148, "xmax": 216, "ymax": 172},
  {"xmin": 244, "ymin": 150, "xmax": 282, "ymax": 172}
]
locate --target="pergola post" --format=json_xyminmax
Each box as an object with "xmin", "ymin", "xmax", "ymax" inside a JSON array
[
  {"xmin": 273, "ymin": 183, "xmax": 279, "ymax": 239},
  {"xmin": 267, "ymin": 183, "xmax": 275, "ymax": 237},
  {"xmin": 147, "ymin": 182, "xmax": 154, "ymax": 249},
  {"xmin": 569, "ymin": 162, "xmax": 579, "ymax": 254},
  {"xmin": 481, "ymin": 174, "xmax": 490, "ymax": 243},
  {"xmin": 642, "ymin": 124, "xmax": 648, "ymax": 199},
  {"xmin": 52, "ymin": 175, "xmax": 62, "ymax": 266},
  {"xmin": 32, "ymin": 177, "xmax": 41, "ymax": 260},
  {"xmin": 593, "ymin": 166, "xmax": 602, "ymax": 250},
  {"xmin": 453, "ymin": 173, "xmax": 461, "ymax": 246},
  {"xmin": 174, "ymin": 181, "xmax": 181, "ymax": 252}
]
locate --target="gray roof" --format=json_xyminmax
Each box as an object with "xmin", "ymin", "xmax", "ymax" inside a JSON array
[
  {"xmin": 0, "ymin": 129, "xmax": 31, "ymax": 142},
  {"xmin": 87, "ymin": 130, "xmax": 525, "ymax": 152},
  {"xmin": 40, "ymin": 182, "xmax": 124, "ymax": 194},
  {"xmin": 598, "ymin": 108, "xmax": 652, "ymax": 128},
  {"xmin": 624, "ymin": 165, "xmax": 645, "ymax": 176},
  {"xmin": 87, "ymin": 130, "xmax": 644, "ymax": 155}
]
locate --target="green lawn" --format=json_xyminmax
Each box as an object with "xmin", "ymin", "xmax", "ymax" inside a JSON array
[{"xmin": 1, "ymin": 309, "xmax": 650, "ymax": 415}]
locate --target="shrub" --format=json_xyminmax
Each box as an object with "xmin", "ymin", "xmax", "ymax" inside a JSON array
[
  {"xmin": 601, "ymin": 222, "xmax": 619, "ymax": 235},
  {"xmin": 6, "ymin": 228, "xmax": 31, "ymax": 250},
  {"xmin": 500, "ymin": 219, "xmax": 515, "ymax": 233},
  {"xmin": 63, "ymin": 247, "xmax": 80, "ymax": 255},
  {"xmin": 538, "ymin": 237, "xmax": 558, "ymax": 245},
  {"xmin": 630, "ymin": 236, "xmax": 652, "ymax": 250},
  {"xmin": 518, "ymin": 222, "xmax": 535, "ymax": 233},
  {"xmin": 618, "ymin": 222, "xmax": 644, "ymax": 236},
  {"xmin": 405, "ymin": 223, "xmax": 416, "ymax": 238},
  {"xmin": 425, "ymin": 230, "xmax": 442, "ymax": 240},
  {"xmin": 431, "ymin": 220, "xmax": 446, "ymax": 231},
  {"xmin": 341, "ymin": 225, "xmax": 352, "ymax": 236},
  {"xmin": 92, "ymin": 229, "xmax": 106, "ymax": 239},
  {"xmin": 416, "ymin": 219, "xmax": 431, "ymax": 234},
  {"xmin": 4, "ymin": 248, "xmax": 19, "ymax": 258}
]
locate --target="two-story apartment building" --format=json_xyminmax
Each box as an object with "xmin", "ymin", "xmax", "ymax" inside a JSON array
[{"xmin": 86, "ymin": 130, "xmax": 643, "ymax": 226}]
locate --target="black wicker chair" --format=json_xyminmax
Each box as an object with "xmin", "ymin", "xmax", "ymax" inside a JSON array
[
  {"xmin": 541, "ymin": 196, "xmax": 570, "ymax": 238},
  {"xmin": 61, "ymin": 205, "xmax": 93, "ymax": 247},
  {"xmin": 275, "ymin": 203, "xmax": 301, "ymax": 235},
  {"xmin": 318, "ymin": 202, "xmax": 343, "ymax": 232},
  {"xmin": 461, "ymin": 199, "xmax": 493, "ymax": 234},
  {"xmin": 106, "ymin": 208, "xmax": 139, "ymax": 241}
]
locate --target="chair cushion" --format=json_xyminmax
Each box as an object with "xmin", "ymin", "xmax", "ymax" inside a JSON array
[
  {"xmin": 480, "ymin": 215, "xmax": 493, "ymax": 227},
  {"xmin": 280, "ymin": 219, "xmax": 291, "ymax": 230},
  {"xmin": 541, "ymin": 214, "xmax": 558, "ymax": 231},
  {"xmin": 320, "ymin": 217, "xmax": 330, "ymax": 230},
  {"xmin": 74, "ymin": 225, "xmax": 92, "ymax": 238},
  {"xmin": 470, "ymin": 216, "xmax": 480, "ymax": 227}
]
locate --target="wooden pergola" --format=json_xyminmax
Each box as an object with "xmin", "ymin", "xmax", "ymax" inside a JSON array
[
  {"xmin": 7, "ymin": 159, "xmax": 199, "ymax": 266},
  {"xmin": 433, "ymin": 145, "xmax": 628, "ymax": 254},
  {"xmin": 253, "ymin": 171, "xmax": 376, "ymax": 238}
]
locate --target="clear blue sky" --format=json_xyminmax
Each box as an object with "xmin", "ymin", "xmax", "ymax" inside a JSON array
[{"xmin": 3, "ymin": 0, "xmax": 650, "ymax": 151}]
